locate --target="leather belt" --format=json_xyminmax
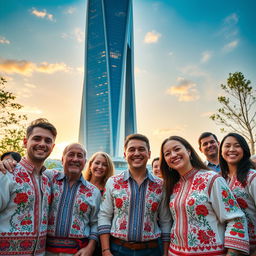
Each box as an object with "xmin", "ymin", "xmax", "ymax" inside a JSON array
[{"xmin": 111, "ymin": 237, "xmax": 158, "ymax": 250}]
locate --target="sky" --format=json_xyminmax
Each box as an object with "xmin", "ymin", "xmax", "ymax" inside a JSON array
[{"xmin": 0, "ymin": 0, "xmax": 256, "ymax": 160}]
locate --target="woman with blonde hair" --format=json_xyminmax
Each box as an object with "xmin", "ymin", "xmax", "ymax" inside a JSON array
[{"xmin": 84, "ymin": 152, "xmax": 114, "ymax": 195}]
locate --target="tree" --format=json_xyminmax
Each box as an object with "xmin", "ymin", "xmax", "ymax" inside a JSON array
[
  {"xmin": 0, "ymin": 77, "xmax": 27, "ymax": 156},
  {"xmin": 210, "ymin": 72, "xmax": 256, "ymax": 154}
]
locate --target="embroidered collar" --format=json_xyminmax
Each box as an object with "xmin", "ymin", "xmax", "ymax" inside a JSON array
[
  {"xmin": 123, "ymin": 169, "xmax": 156, "ymax": 182},
  {"xmin": 19, "ymin": 157, "xmax": 46, "ymax": 174},
  {"xmin": 181, "ymin": 168, "xmax": 199, "ymax": 181},
  {"xmin": 55, "ymin": 171, "xmax": 87, "ymax": 186}
]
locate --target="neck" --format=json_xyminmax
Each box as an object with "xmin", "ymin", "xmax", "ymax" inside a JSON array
[
  {"xmin": 178, "ymin": 162, "xmax": 193, "ymax": 176},
  {"xmin": 129, "ymin": 166, "xmax": 147, "ymax": 179},
  {"xmin": 228, "ymin": 164, "xmax": 237, "ymax": 177},
  {"xmin": 66, "ymin": 173, "xmax": 81, "ymax": 187},
  {"xmin": 207, "ymin": 155, "xmax": 219, "ymax": 165},
  {"xmin": 25, "ymin": 156, "xmax": 44, "ymax": 175},
  {"xmin": 90, "ymin": 176, "xmax": 104, "ymax": 188}
]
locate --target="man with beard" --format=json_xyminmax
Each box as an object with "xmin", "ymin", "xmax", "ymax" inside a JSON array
[
  {"xmin": 98, "ymin": 134, "xmax": 171, "ymax": 256},
  {"xmin": 0, "ymin": 118, "xmax": 56, "ymax": 255},
  {"xmin": 198, "ymin": 132, "xmax": 220, "ymax": 172}
]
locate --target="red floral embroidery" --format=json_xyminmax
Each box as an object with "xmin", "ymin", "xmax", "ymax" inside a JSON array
[
  {"xmin": 86, "ymin": 192, "xmax": 92, "ymax": 197},
  {"xmin": 197, "ymin": 230, "xmax": 216, "ymax": 244},
  {"xmin": 114, "ymin": 184, "xmax": 121, "ymax": 189},
  {"xmin": 234, "ymin": 222, "xmax": 243, "ymax": 229},
  {"xmin": 144, "ymin": 222, "xmax": 151, "ymax": 232},
  {"xmin": 195, "ymin": 205, "xmax": 209, "ymax": 216},
  {"xmin": 79, "ymin": 186, "xmax": 89, "ymax": 193},
  {"xmin": 228, "ymin": 199, "xmax": 235, "ymax": 206},
  {"xmin": 222, "ymin": 190, "xmax": 228, "ymax": 198},
  {"xmin": 151, "ymin": 202, "xmax": 158, "ymax": 212},
  {"xmin": 173, "ymin": 183, "xmax": 181, "ymax": 193},
  {"xmin": 72, "ymin": 224, "xmax": 80, "ymax": 230},
  {"xmin": 188, "ymin": 198, "xmax": 195, "ymax": 206},
  {"xmin": 120, "ymin": 220, "xmax": 127, "ymax": 230},
  {"xmin": 192, "ymin": 177, "xmax": 206, "ymax": 190},
  {"xmin": 148, "ymin": 182, "xmax": 158, "ymax": 192},
  {"xmin": 17, "ymin": 172, "xmax": 30, "ymax": 182},
  {"xmin": 236, "ymin": 198, "xmax": 248, "ymax": 209},
  {"xmin": 156, "ymin": 188, "xmax": 162, "ymax": 194},
  {"xmin": 80, "ymin": 203, "xmax": 88, "ymax": 212},
  {"xmin": 20, "ymin": 240, "xmax": 33, "ymax": 249},
  {"xmin": 21, "ymin": 219, "xmax": 32, "ymax": 225},
  {"xmin": 115, "ymin": 198, "xmax": 123, "ymax": 208},
  {"xmin": 14, "ymin": 192, "xmax": 28, "ymax": 204},
  {"xmin": 15, "ymin": 177, "xmax": 23, "ymax": 184},
  {"xmin": 0, "ymin": 240, "xmax": 10, "ymax": 250}
]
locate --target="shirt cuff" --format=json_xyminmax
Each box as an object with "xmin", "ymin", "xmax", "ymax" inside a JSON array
[
  {"xmin": 98, "ymin": 225, "xmax": 111, "ymax": 235},
  {"xmin": 161, "ymin": 233, "xmax": 170, "ymax": 242}
]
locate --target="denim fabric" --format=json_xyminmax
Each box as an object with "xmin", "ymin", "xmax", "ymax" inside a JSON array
[{"xmin": 110, "ymin": 241, "xmax": 162, "ymax": 256}]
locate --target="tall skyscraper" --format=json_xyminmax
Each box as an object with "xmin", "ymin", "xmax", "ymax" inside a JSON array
[{"xmin": 79, "ymin": 0, "xmax": 137, "ymax": 158}]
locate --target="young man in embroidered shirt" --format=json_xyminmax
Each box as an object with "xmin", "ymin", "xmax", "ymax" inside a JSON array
[
  {"xmin": 0, "ymin": 118, "xmax": 57, "ymax": 256},
  {"xmin": 198, "ymin": 132, "xmax": 221, "ymax": 172},
  {"xmin": 98, "ymin": 134, "xmax": 171, "ymax": 256},
  {"xmin": 45, "ymin": 143, "xmax": 101, "ymax": 256}
]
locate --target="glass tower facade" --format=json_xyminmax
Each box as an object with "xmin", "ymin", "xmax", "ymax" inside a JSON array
[{"xmin": 79, "ymin": 0, "xmax": 136, "ymax": 158}]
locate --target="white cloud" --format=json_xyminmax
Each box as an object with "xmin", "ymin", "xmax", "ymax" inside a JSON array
[
  {"xmin": 144, "ymin": 31, "xmax": 161, "ymax": 44},
  {"xmin": 0, "ymin": 36, "xmax": 10, "ymax": 44},
  {"xmin": 224, "ymin": 13, "xmax": 239, "ymax": 25},
  {"xmin": 64, "ymin": 7, "xmax": 76, "ymax": 14},
  {"xmin": 166, "ymin": 77, "xmax": 200, "ymax": 102},
  {"xmin": 223, "ymin": 40, "xmax": 239, "ymax": 52},
  {"xmin": 0, "ymin": 58, "xmax": 71, "ymax": 76},
  {"xmin": 180, "ymin": 65, "xmax": 207, "ymax": 77},
  {"xmin": 31, "ymin": 8, "xmax": 55, "ymax": 21},
  {"xmin": 74, "ymin": 28, "xmax": 84, "ymax": 43},
  {"xmin": 200, "ymin": 51, "xmax": 212, "ymax": 63}
]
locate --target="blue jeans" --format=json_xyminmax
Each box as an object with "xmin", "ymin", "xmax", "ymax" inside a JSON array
[{"xmin": 110, "ymin": 241, "xmax": 162, "ymax": 256}]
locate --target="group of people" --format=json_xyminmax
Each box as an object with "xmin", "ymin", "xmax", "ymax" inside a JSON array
[{"xmin": 0, "ymin": 119, "xmax": 255, "ymax": 256}]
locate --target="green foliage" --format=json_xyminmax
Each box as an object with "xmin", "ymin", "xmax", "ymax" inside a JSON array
[
  {"xmin": 210, "ymin": 72, "xmax": 256, "ymax": 154},
  {"xmin": 0, "ymin": 77, "xmax": 27, "ymax": 156}
]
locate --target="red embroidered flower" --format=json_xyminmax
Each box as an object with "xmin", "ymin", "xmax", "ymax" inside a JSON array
[
  {"xmin": 79, "ymin": 186, "xmax": 89, "ymax": 193},
  {"xmin": 21, "ymin": 219, "xmax": 32, "ymax": 226},
  {"xmin": 228, "ymin": 199, "xmax": 234, "ymax": 206},
  {"xmin": 236, "ymin": 198, "xmax": 248, "ymax": 209},
  {"xmin": 20, "ymin": 240, "xmax": 33, "ymax": 249},
  {"xmin": 0, "ymin": 241, "xmax": 10, "ymax": 250},
  {"xmin": 15, "ymin": 177, "xmax": 23, "ymax": 184},
  {"xmin": 80, "ymin": 203, "xmax": 88, "ymax": 212},
  {"xmin": 86, "ymin": 192, "xmax": 92, "ymax": 197},
  {"xmin": 148, "ymin": 182, "xmax": 158, "ymax": 192},
  {"xmin": 195, "ymin": 205, "xmax": 208, "ymax": 216},
  {"xmin": 156, "ymin": 188, "xmax": 162, "ymax": 194},
  {"xmin": 119, "ymin": 220, "xmax": 127, "ymax": 230},
  {"xmin": 198, "ymin": 230, "xmax": 209, "ymax": 244},
  {"xmin": 233, "ymin": 222, "xmax": 243, "ymax": 229},
  {"xmin": 115, "ymin": 198, "xmax": 123, "ymax": 208},
  {"xmin": 144, "ymin": 222, "xmax": 151, "ymax": 232},
  {"xmin": 114, "ymin": 184, "xmax": 121, "ymax": 189},
  {"xmin": 72, "ymin": 224, "xmax": 80, "ymax": 230},
  {"xmin": 14, "ymin": 193, "xmax": 28, "ymax": 204},
  {"xmin": 222, "ymin": 190, "xmax": 228, "ymax": 198},
  {"xmin": 188, "ymin": 198, "xmax": 195, "ymax": 206},
  {"xmin": 198, "ymin": 183, "xmax": 206, "ymax": 190},
  {"xmin": 17, "ymin": 172, "xmax": 30, "ymax": 182},
  {"xmin": 173, "ymin": 183, "xmax": 181, "ymax": 193},
  {"xmin": 151, "ymin": 202, "xmax": 158, "ymax": 212},
  {"xmin": 192, "ymin": 177, "xmax": 205, "ymax": 190}
]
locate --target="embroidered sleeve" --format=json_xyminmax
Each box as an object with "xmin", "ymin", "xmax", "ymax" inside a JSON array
[
  {"xmin": 248, "ymin": 171, "xmax": 256, "ymax": 207},
  {"xmin": 89, "ymin": 189, "xmax": 101, "ymax": 241},
  {"xmin": 158, "ymin": 189, "xmax": 172, "ymax": 242},
  {"xmin": 98, "ymin": 178, "xmax": 114, "ymax": 235},
  {"xmin": 209, "ymin": 176, "xmax": 249, "ymax": 254},
  {"xmin": 0, "ymin": 172, "xmax": 13, "ymax": 211}
]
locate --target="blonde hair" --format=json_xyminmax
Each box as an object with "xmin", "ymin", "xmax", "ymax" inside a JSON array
[{"xmin": 84, "ymin": 152, "xmax": 114, "ymax": 186}]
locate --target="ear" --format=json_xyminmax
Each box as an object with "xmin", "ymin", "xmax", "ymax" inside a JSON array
[
  {"xmin": 23, "ymin": 138, "xmax": 28, "ymax": 148},
  {"xmin": 124, "ymin": 152, "xmax": 127, "ymax": 159}
]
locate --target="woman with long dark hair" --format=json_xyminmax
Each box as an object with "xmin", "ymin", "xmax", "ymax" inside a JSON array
[
  {"xmin": 219, "ymin": 133, "xmax": 256, "ymax": 255},
  {"xmin": 160, "ymin": 135, "xmax": 249, "ymax": 256}
]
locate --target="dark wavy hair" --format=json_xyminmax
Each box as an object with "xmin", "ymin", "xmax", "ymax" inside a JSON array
[
  {"xmin": 160, "ymin": 136, "xmax": 208, "ymax": 206},
  {"xmin": 219, "ymin": 133, "xmax": 254, "ymax": 185}
]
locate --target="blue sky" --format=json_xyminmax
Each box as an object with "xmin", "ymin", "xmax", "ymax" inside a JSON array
[{"xmin": 0, "ymin": 0, "xmax": 255, "ymax": 159}]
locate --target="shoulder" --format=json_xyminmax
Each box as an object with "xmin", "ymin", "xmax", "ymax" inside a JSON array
[
  {"xmin": 247, "ymin": 168, "xmax": 256, "ymax": 185},
  {"xmin": 196, "ymin": 169, "xmax": 221, "ymax": 181}
]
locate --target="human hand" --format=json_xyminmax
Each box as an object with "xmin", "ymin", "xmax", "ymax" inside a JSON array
[
  {"xmin": 102, "ymin": 248, "xmax": 113, "ymax": 256},
  {"xmin": 73, "ymin": 246, "xmax": 93, "ymax": 256},
  {"xmin": 0, "ymin": 159, "xmax": 16, "ymax": 174}
]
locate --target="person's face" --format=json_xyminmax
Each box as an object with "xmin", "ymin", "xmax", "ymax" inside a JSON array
[
  {"xmin": 124, "ymin": 139, "xmax": 151, "ymax": 170},
  {"xmin": 23, "ymin": 127, "xmax": 55, "ymax": 164},
  {"xmin": 90, "ymin": 154, "xmax": 108, "ymax": 180},
  {"xmin": 221, "ymin": 136, "xmax": 244, "ymax": 167},
  {"xmin": 152, "ymin": 160, "xmax": 162, "ymax": 178},
  {"xmin": 163, "ymin": 140, "xmax": 192, "ymax": 175},
  {"xmin": 62, "ymin": 144, "xmax": 86, "ymax": 178},
  {"xmin": 199, "ymin": 135, "xmax": 219, "ymax": 159}
]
